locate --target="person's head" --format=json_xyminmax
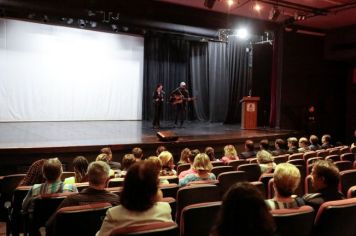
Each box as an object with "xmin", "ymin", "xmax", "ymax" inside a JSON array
[
  {"xmin": 273, "ymin": 163, "xmax": 301, "ymax": 198},
  {"xmin": 257, "ymin": 150, "xmax": 273, "ymax": 164},
  {"xmin": 43, "ymin": 158, "xmax": 63, "ymax": 183},
  {"xmin": 180, "ymin": 81, "xmax": 186, "ymax": 89},
  {"xmin": 245, "ymin": 140, "xmax": 255, "ymax": 152},
  {"xmin": 212, "ymin": 182, "xmax": 275, "ymax": 236},
  {"xmin": 205, "ymin": 146, "xmax": 216, "ymax": 161},
  {"xmin": 287, "ymin": 137, "xmax": 298, "ymax": 148},
  {"xmin": 224, "ymin": 145, "xmax": 237, "ymax": 158},
  {"xmin": 311, "ymin": 160, "xmax": 340, "ymax": 190},
  {"xmin": 158, "ymin": 151, "xmax": 174, "ymax": 170},
  {"xmin": 260, "ymin": 139, "xmax": 269, "ymax": 151},
  {"xmin": 155, "ymin": 145, "xmax": 167, "ymax": 156},
  {"xmin": 21, "ymin": 159, "xmax": 46, "ymax": 186},
  {"xmin": 121, "ymin": 161, "xmax": 160, "ymax": 212},
  {"xmin": 156, "ymin": 83, "xmax": 163, "ymax": 92},
  {"xmin": 179, "ymin": 148, "xmax": 192, "ymax": 164},
  {"xmin": 275, "ymin": 139, "xmax": 286, "ymax": 150},
  {"xmin": 132, "ymin": 147, "xmax": 143, "ymax": 161},
  {"xmin": 72, "ymin": 156, "xmax": 89, "ymax": 183},
  {"xmin": 321, "ymin": 134, "xmax": 331, "ymax": 144},
  {"xmin": 122, "ymin": 154, "xmax": 136, "ymax": 171},
  {"xmin": 146, "ymin": 156, "xmax": 163, "ymax": 175},
  {"xmin": 190, "ymin": 149, "xmax": 201, "ymax": 162},
  {"xmin": 309, "ymin": 135, "xmax": 319, "ymax": 145},
  {"xmin": 298, "ymin": 137, "xmax": 309, "ymax": 148},
  {"xmin": 87, "ymin": 161, "xmax": 111, "ymax": 188},
  {"xmin": 192, "ymin": 153, "xmax": 213, "ymax": 173},
  {"xmin": 100, "ymin": 147, "xmax": 112, "ymax": 161},
  {"xmin": 96, "ymin": 153, "xmax": 110, "ymax": 163},
  {"xmin": 308, "ymin": 105, "xmax": 315, "ymax": 113}
]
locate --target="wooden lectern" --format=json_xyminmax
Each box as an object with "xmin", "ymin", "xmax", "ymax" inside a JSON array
[{"xmin": 240, "ymin": 96, "xmax": 260, "ymax": 129}]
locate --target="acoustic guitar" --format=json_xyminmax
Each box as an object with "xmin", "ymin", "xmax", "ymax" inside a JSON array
[{"xmin": 171, "ymin": 95, "xmax": 197, "ymax": 105}]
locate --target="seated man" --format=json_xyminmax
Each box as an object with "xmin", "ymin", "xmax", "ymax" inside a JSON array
[
  {"xmin": 271, "ymin": 139, "xmax": 288, "ymax": 156},
  {"xmin": 287, "ymin": 137, "xmax": 299, "ymax": 154},
  {"xmin": 309, "ymin": 135, "xmax": 321, "ymax": 151},
  {"xmin": 239, "ymin": 140, "xmax": 257, "ymax": 159},
  {"xmin": 100, "ymin": 147, "xmax": 121, "ymax": 170},
  {"xmin": 303, "ymin": 160, "xmax": 344, "ymax": 211},
  {"xmin": 132, "ymin": 147, "xmax": 144, "ymax": 162},
  {"xmin": 321, "ymin": 134, "xmax": 333, "ymax": 149}
]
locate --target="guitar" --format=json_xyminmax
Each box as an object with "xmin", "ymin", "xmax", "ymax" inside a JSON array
[{"xmin": 171, "ymin": 95, "xmax": 197, "ymax": 105}]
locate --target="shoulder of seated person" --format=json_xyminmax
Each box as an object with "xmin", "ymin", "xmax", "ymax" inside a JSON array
[{"xmin": 303, "ymin": 193, "xmax": 321, "ymax": 201}]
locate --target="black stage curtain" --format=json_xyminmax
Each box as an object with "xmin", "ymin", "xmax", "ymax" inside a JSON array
[{"xmin": 143, "ymin": 34, "xmax": 249, "ymax": 123}]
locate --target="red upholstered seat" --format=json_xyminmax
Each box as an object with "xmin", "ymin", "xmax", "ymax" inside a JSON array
[
  {"xmin": 211, "ymin": 166, "xmax": 234, "ymax": 178},
  {"xmin": 110, "ymin": 222, "xmax": 179, "ymax": 236},
  {"xmin": 317, "ymin": 150, "xmax": 329, "ymax": 158},
  {"xmin": 251, "ymin": 181, "xmax": 266, "ymax": 198},
  {"xmin": 304, "ymin": 175, "xmax": 316, "ymax": 194},
  {"xmin": 186, "ymin": 180, "xmax": 219, "ymax": 186},
  {"xmin": 237, "ymin": 164, "xmax": 261, "ymax": 182},
  {"xmin": 227, "ymin": 159, "xmax": 248, "ymax": 169},
  {"xmin": 341, "ymin": 153, "xmax": 355, "ymax": 162},
  {"xmin": 314, "ymin": 198, "xmax": 356, "ymax": 236},
  {"xmin": 210, "ymin": 161, "xmax": 225, "ymax": 167},
  {"xmin": 325, "ymin": 155, "xmax": 340, "ymax": 162},
  {"xmin": 302, "ymin": 151, "xmax": 316, "ymax": 162},
  {"xmin": 347, "ymin": 185, "xmax": 356, "ymax": 198},
  {"xmin": 334, "ymin": 161, "xmax": 353, "ymax": 171},
  {"xmin": 159, "ymin": 183, "xmax": 179, "ymax": 199},
  {"xmin": 180, "ymin": 201, "xmax": 221, "ymax": 236},
  {"xmin": 339, "ymin": 169, "xmax": 356, "ymax": 195},
  {"xmin": 107, "ymin": 178, "xmax": 125, "ymax": 188},
  {"xmin": 289, "ymin": 152, "xmax": 304, "ymax": 161},
  {"xmin": 259, "ymin": 173, "xmax": 274, "ymax": 198},
  {"xmin": 328, "ymin": 148, "xmax": 340, "ymax": 155},
  {"xmin": 273, "ymin": 154, "xmax": 289, "ymax": 164},
  {"xmin": 287, "ymin": 159, "xmax": 305, "ymax": 168},
  {"xmin": 271, "ymin": 205, "xmax": 315, "ymax": 236},
  {"xmin": 177, "ymin": 164, "xmax": 191, "ymax": 175},
  {"xmin": 218, "ymin": 171, "xmax": 247, "ymax": 195}
]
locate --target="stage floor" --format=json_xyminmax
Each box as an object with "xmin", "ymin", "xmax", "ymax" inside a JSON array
[{"xmin": 0, "ymin": 121, "xmax": 298, "ymax": 149}]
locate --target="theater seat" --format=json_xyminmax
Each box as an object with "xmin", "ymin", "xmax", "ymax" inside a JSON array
[
  {"xmin": 237, "ymin": 164, "xmax": 261, "ymax": 182},
  {"xmin": 340, "ymin": 153, "xmax": 355, "ymax": 162},
  {"xmin": 273, "ymin": 154, "xmax": 289, "ymax": 164},
  {"xmin": 110, "ymin": 222, "xmax": 179, "ymax": 236},
  {"xmin": 218, "ymin": 171, "xmax": 246, "ymax": 195},
  {"xmin": 325, "ymin": 155, "xmax": 340, "ymax": 162},
  {"xmin": 227, "ymin": 160, "xmax": 248, "ymax": 169},
  {"xmin": 259, "ymin": 173, "xmax": 274, "ymax": 199},
  {"xmin": 180, "ymin": 201, "xmax": 221, "ymax": 236},
  {"xmin": 210, "ymin": 161, "xmax": 225, "ymax": 167},
  {"xmin": 313, "ymin": 198, "xmax": 356, "ymax": 236},
  {"xmin": 211, "ymin": 166, "xmax": 234, "ymax": 178},
  {"xmin": 302, "ymin": 151, "xmax": 316, "ymax": 162},
  {"xmin": 177, "ymin": 164, "xmax": 191, "ymax": 175},
  {"xmin": 339, "ymin": 169, "xmax": 356, "ymax": 195},
  {"xmin": 305, "ymin": 175, "xmax": 316, "ymax": 194},
  {"xmin": 334, "ymin": 161, "xmax": 353, "ymax": 172},
  {"xmin": 271, "ymin": 205, "xmax": 314, "ymax": 236},
  {"xmin": 347, "ymin": 185, "xmax": 356, "ymax": 198},
  {"xmin": 50, "ymin": 202, "xmax": 111, "ymax": 236},
  {"xmin": 107, "ymin": 178, "xmax": 125, "ymax": 188},
  {"xmin": 159, "ymin": 184, "xmax": 179, "ymax": 199}
]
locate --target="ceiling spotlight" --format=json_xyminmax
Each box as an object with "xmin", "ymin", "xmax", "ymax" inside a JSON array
[
  {"xmin": 89, "ymin": 21, "xmax": 97, "ymax": 28},
  {"xmin": 227, "ymin": 0, "xmax": 234, "ymax": 7},
  {"xmin": 111, "ymin": 24, "xmax": 118, "ymax": 32},
  {"xmin": 269, "ymin": 6, "xmax": 280, "ymax": 21},
  {"xmin": 78, "ymin": 19, "xmax": 86, "ymax": 28},
  {"xmin": 253, "ymin": 2, "xmax": 262, "ymax": 12},
  {"xmin": 204, "ymin": 0, "xmax": 216, "ymax": 9},
  {"xmin": 235, "ymin": 28, "xmax": 249, "ymax": 39}
]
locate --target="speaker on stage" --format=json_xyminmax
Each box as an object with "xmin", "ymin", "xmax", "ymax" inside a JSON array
[{"xmin": 157, "ymin": 131, "xmax": 178, "ymax": 142}]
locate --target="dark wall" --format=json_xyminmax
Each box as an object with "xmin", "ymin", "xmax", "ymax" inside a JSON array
[{"xmin": 280, "ymin": 31, "xmax": 348, "ymax": 141}]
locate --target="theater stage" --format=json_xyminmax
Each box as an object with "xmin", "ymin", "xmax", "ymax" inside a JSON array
[{"xmin": 0, "ymin": 121, "xmax": 299, "ymax": 175}]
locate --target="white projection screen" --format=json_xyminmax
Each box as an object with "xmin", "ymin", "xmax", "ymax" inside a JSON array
[{"xmin": 0, "ymin": 19, "xmax": 144, "ymax": 121}]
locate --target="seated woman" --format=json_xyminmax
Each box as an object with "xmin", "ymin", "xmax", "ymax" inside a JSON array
[
  {"xmin": 158, "ymin": 151, "xmax": 177, "ymax": 176},
  {"xmin": 211, "ymin": 182, "xmax": 275, "ymax": 236},
  {"xmin": 64, "ymin": 156, "xmax": 89, "ymax": 184},
  {"xmin": 205, "ymin": 146, "xmax": 217, "ymax": 161},
  {"xmin": 256, "ymin": 150, "xmax": 276, "ymax": 174},
  {"xmin": 177, "ymin": 148, "xmax": 192, "ymax": 165},
  {"xmin": 146, "ymin": 156, "xmax": 169, "ymax": 184},
  {"xmin": 96, "ymin": 153, "xmax": 116, "ymax": 178},
  {"xmin": 96, "ymin": 161, "xmax": 173, "ymax": 236},
  {"xmin": 221, "ymin": 145, "xmax": 239, "ymax": 164},
  {"xmin": 119, "ymin": 154, "xmax": 136, "ymax": 177},
  {"xmin": 179, "ymin": 153, "xmax": 216, "ymax": 187},
  {"xmin": 20, "ymin": 159, "xmax": 46, "ymax": 186},
  {"xmin": 265, "ymin": 163, "xmax": 305, "ymax": 210}
]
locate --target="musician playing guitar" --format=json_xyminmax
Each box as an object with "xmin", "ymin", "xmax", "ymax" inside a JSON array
[{"xmin": 169, "ymin": 82, "xmax": 195, "ymax": 128}]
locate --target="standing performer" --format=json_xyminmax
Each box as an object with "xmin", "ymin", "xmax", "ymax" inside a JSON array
[
  {"xmin": 152, "ymin": 83, "xmax": 164, "ymax": 129},
  {"xmin": 170, "ymin": 82, "xmax": 193, "ymax": 128}
]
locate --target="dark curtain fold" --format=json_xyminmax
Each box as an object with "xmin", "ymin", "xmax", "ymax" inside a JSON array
[{"xmin": 224, "ymin": 38, "xmax": 250, "ymax": 124}]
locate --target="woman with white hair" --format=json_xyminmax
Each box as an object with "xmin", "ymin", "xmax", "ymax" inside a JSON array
[{"xmin": 256, "ymin": 150, "xmax": 276, "ymax": 174}]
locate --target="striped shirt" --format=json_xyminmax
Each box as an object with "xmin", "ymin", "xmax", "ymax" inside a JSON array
[{"xmin": 265, "ymin": 197, "xmax": 305, "ymax": 210}]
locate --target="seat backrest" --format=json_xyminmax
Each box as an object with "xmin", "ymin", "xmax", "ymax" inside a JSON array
[
  {"xmin": 302, "ymin": 151, "xmax": 316, "ymax": 162},
  {"xmin": 304, "ymin": 175, "xmax": 316, "ymax": 194},
  {"xmin": 250, "ymin": 181, "xmax": 266, "ymax": 198},
  {"xmin": 107, "ymin": 178, "xmax": 125, "ymax": 188},
  {"xmin": 74, "ymin": 182, "xmax": 89, "ymax": 192},
  {"xmin": 328, "ymin": 148, "xmax": 340, "ymax": 155},
  {"xmin": 211, "ymin": 166, "xmax": 234, "ymax": 178},
  {"xmin": 248, "ymin": 158, "xmax": 258, "ymax": 163},
  {"xmin": 110, "ymin": 222, "xmax": 179, "ymax": 236},
  {"xmin": 237, "ymin": 164, "xmax": 261, "ymax": 182},
  {"xmin": 347, "ymin": 185, "xmax": 356, "ymax": 198},
  {"xmin": 271, "ymin": 205, "xmax": 315, "ymax": 236},
  {"xmin": 314, "ymin": 198, "xmax": 356, "ymax": 236},
  {"xmin": 340, "ymin": 153, "xmax": 355, "ymax": 162},
  {"xmin": 274, "ymin": 154, "xmax": 289, "ymax": 164},
  {"xmin": 259, "ymin": 173, "xmax": 274, "ymax": 199},
  {"xmin": 180, "ymin": 201, "xmax": 221, "ymax": 236},
  {"xmin": 217, "ymin": 171, "xmax": 247, "ymax": 195},
  {"xmin": 289, "ymin": 153, "xmax": 304, "ymax": 161},
  {"xmin": 340, "ymin": 146, "xmax": 350, "ymax": 154},
  {"xmin": 294, "ymin": 165, "xmax": 306, "ymax": 196},
  {"xmin": 268, "ymin": 178, "xmax": 275, "ymax": 198},
  {"xmin": 334, "ymin": 161, "xmax": 353, "ymax": 172},
  {"xmin": 317, "ymin": 150, "xmax": 329, "ymax": 158},
  {"xmin": 0, "ymin": 174, "xmax": 26, "ymax": 201},
  {"xmin": 351, "ymin": 146, "xmax": 356, "ymax": 154},
  {"xmin": 339, "ymin": 169, "xmax": 356, "ymax": 195},
  {"xmin": 287, "ymin": 159, "xmax": 305, "ymax": 167},
  {"xmin": 176, "ymin": 184, "xmax": 221, "ymax": 224},
  {"xmin": 177, "ymin": 164, "xmax": 191, "ymax": 175},
  {"xmin": 325, "ymin": 155, "xmax": 340, "ymax": 162},
  {"xmin": 227, "ymin": 160, "xmax": 248, "ymax": 169},
  {"xmin": 159, "ymin": 184, "xmax": 179, "ymax": 199},
  {"xmin": 210, "ymin": 161, "xmax": 225, "ymax": 167},
  {"xmin": 54, "ymin": 202, "xmax": 111, "ymax": 236}
]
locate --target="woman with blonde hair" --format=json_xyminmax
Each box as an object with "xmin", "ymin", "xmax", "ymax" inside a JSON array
[
  {"xmin": 96, "ymin": 153, "xmax": 115, "ymax": 178},
  {"xmin": 179, "ymin": 153, "xmax": 216, "ymax": 186},
  {"xmin": 178, "ymin": 148, "xmax": 192, "ymax": 165},
  {"xmin": 221, "ymin": 144, "xmax": 239, "ymax": 164},
  {"xmin": 256, "ymin": 150, "xmax": 276, "ymax": 174},
  {"xmin": 158, "ymin": 151, "xmax": 176, "ymax": 176}
]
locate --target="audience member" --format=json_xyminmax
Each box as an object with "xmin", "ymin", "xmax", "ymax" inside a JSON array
[
  {"xmin": 256, "ymin": 150, "xmax": 276, "ymax": 174},
  {"xmin": 205, "ymin": 146, "xmax": 216, "ymax": 161},
  {"xmin": 132, "ymin": 147, "xmax": 144, "ymax": 161},
  {"xmin": 287, "ymin": 137, "xmax": 299, "ymax": 154},
  {"xmin": 178, "ymin": 153, "xmax": 197, "ymax": 180},
  {"xmin": 211, "ymin": 182, "xmax": 275, "ymax": 236},
  {"xmin": 309, "ymin": 135, "xmax": 321, "ymax": 151},
  {"xmin": 352, "ymin": 129, "xmax": 356, "ymax": 148},
  {"xmin": 259, "ymin": 139, "xmax": 271, "ymax": 152},
  {"xmin": 321, "ymin": 134, "xmax": 333, "ymax": 149},
  {"xmin": 146, "ymin": 156, "xmax": 169, "ymax": 184},
  {"xmin": 271, "ymin": 139, "xmax": 288, "ymax": 156},
  {"xmin": 298, "ymin": 137, "xmax": 310, "ymax": 153},
  {"xmin": 20, "ymin": 159, "xmax": 46, "ymax": 186},
  {"xmin": 303, "ymin": 160, "xmax": 344, "ymax": 211},
  {"xmin": 177, "ymin": 148, "xmax": 191, "ymax": 165},
  {"xmin": 120, "ymin": 154, "xmax": 136, "ymax": 177},
  {"xmin": 265, "ymin": 163, "xmax": 304, "ymax": 210},
  {"xmin": 100, "ymin": 147, "xmax": 121, "ymax": 170},
  {"xmin": 96, "ymin": 161, "xmax": 172, "ymax": 236},
  {"xmin": 190, "ymin": 149, "xmax": 200, "ymax": 161},
  {"xmin": 155, "ymin": 145, "xmax": 167, "ymax": 156},
  {"xmin": 96, "ymin": 154, "xmax": 115, "ymax": 178},
  {"xmin": 179, "ymin": 153, "xmax": 216, "ymax": 186},
  {"xmin": 239, "ymin": 140, "xmax": 257, "ymax": 159},
  {"xmin": 221, "ymin": 145, "xmax": 239, "ymax": 164},
  {"xmin": 22, "ymin": 158, "xmax": 78, "ymax": 213},
  {"xmin": 158, "ymin": 151, "xmax": 176, "ymax": 176},
  {"xmin": 64, "ymin": 156, "xmax": 89, "ymax": 184}
]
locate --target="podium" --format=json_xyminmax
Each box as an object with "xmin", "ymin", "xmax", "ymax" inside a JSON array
[{"xmin": 240, "ymin": 96, "xmax": 260, "ymax": 129}]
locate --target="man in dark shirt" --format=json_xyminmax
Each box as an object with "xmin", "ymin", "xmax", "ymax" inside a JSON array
[
  {"xmin": 303, "ymin": 160, "xmax": 344, "ymax": 212},
  {"xmin": 287, "ymin": 137, "xmax": 299, "ymax": 154},
  {"xmin": 271, "ymin": 139, "xmax": 288, "ymax": 156},
  {"xmin": 100, "ymin": 147, "xmax": 121, "ymax": 170},
  {"xmin": 170, "ymin": 82, "xmax": 190, "ymax": 128},
  {"xmin": 239, "ymin": 140, "xmax": 257, "ymax": 159}
]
